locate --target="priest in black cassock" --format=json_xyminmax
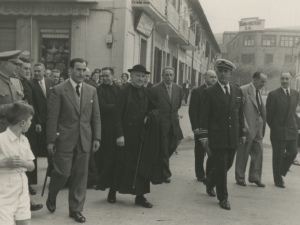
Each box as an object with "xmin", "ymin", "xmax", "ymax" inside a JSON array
[
  {"xmin": 95, "ymin": 67, "xmax": 121, "ymax": 203},
  {"xmin": 113, "ymin": 64, "xmax": 162, "ymax": 208}
]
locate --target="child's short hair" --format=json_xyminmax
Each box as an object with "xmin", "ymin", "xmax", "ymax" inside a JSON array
[{"xmin": 6, "ymin": 102, "xmax": 34, "ymax": 125}]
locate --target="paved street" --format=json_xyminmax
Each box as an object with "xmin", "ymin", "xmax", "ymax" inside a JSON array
[{"xmin": 30, "ymin": 102, "xmax": 300, "ymax": 225}]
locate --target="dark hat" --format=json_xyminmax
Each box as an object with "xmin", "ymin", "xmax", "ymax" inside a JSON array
[
  {"xmin": 128, "ymin": 64, "xmax": 150, "ymax": 74},
  {"xmin": 215, "ymin": 59, "xmax": 236, "ymax": 71},
  {"xmin": 0, "ymin": 50, "xmax": 23, "ymax": 64}
]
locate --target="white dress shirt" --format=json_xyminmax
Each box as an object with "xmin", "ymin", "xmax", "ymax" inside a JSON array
[
  {"xmin": 70, "ymin": 78, "xmax": 82, "ymax": 98},
  {"xmin": 218, "ymin": 80, "xmax": 230, "ymax": 94},
  {"xmin": 251, "ymin": 82, "xmax": 261, "ymax": 105},
  {"xmin": 281, "ymin": 86, "xmax": 290, "ymax": 96},
  {"xmin": 39, "ymin": 78, "xmax": 47, "ymax": 96}
]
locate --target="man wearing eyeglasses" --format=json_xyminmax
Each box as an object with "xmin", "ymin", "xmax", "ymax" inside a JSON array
[{"xmin": 199, "ymin": 59, "xmax": 246, "ymax": 210}]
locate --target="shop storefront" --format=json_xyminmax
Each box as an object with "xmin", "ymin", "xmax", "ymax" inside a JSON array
[{"xmin": 0, "ymin": 1, "xmax": 95, "ymax": 78}]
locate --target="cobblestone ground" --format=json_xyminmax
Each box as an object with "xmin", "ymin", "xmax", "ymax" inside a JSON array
[{"xmin": 30, "ymin": 100, "xmax": 300, "ymax": 225}]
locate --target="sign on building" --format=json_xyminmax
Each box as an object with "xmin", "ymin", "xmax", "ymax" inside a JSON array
[
  {"xmin": 135, "ymin": 12, "xmax": 155, "ymax": 37},
  {"xmin": 239, "ymin": 17, "xmax": 265, "ymax": 31}
]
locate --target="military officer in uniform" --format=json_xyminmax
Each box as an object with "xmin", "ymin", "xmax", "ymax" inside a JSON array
[
  {"xmin": 0, "ymin": 50, "xmax": 24, "ymax": 132},
  {"xmin": 199, "ymin": 59, "xmax": 246, "ymax": 210}
]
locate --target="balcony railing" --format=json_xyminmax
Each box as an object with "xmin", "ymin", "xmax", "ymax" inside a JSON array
[
  {"xmin": 166, "ymin": 0, "xmax": 179, "ymax": 31},
  {"xmin": 179, "ymin": 17, "xmax": 189, "ymax": 41},
  {"xmin": 189, "ymin": 29, "xmax": 196, "ymax": 47},
  {"xmin": 132, "ymin": 0, "xmax": 166, "ymax": 18}
]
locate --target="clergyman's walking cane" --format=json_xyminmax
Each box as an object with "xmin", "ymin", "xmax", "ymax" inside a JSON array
[{"xmin": 133, "ymin": 117, "xmax": 149, "ymax": 189}]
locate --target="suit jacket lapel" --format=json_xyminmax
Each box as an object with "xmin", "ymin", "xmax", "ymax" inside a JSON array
[
  {"xmin": 287, "ymin": 90, "xmax": 295, "ymax": 118},
  {"xmin": 229, "ymin": 84, "xmax": 237, "ymax": 111},
  {"xmin": 160, "ymin": 82, "xmax": 171, "ymax": 105},
  {"xmin": 171, "ymin": 84, "xmax": 178, "ymax": 106},
  {"xmin": 45, "ymin": 79, "xmax": 52, "ymax": 99},
  {"xmin": 213, "ymin": 83, "xmax": 229, "ymax": 107},
  {"xmin": 80, "ymin": 83, "xmax": 90, "ymax": 115},
  {"xmin": 248, "ymin": 84, "xmax": 259, "ymax": 110},
  {"xmin": 65, "ymin": 80, "xmax": 80, "ymax": 115},
  {"xmin": 278, "ymin": 88, "xmax": 289, "ymax": 109},
  {"xmin": 33, "ymin": 79, "xmax": 46, "ymax": 99}
]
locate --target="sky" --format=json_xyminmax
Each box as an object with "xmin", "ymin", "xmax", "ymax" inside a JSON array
[{"xmin": 199, "ymin": 0, "xmax": 300, "ymax": 34}]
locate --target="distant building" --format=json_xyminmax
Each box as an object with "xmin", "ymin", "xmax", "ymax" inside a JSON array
[{"xmin": 217, "ymin": 17, "xmax": 300, "ymax": 91}]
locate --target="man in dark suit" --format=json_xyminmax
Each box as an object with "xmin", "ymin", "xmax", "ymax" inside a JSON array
[
  {"xmin": 151, "ymin": 66, "xmax": 183, "ymax": 183},
  {"xmin": 182, "ymin": 79, "xmax": 192, "ymax": 105},
  {"xmin": 189, "ymin": 70, "xmax": 217, "ymax": 184},
  {"xmin": 200, "ymin": 59, "xmax": 246, "ymax": 210},
  {"xmin": 266, "ymin": 72, "xmax": 300, "ymax": 188},
  {"xmin": 31, "ymin": 63, "xmax": 55, "ymax": 158},
  {"xmin": 235, "ymin": 72, "xmax": 267, "ymax": 188},
  {"xmin": 46, "ymin": 58, "xmax": 101, "ymax": 223},
  {"xmin": 17, "ymin": 57, "xmax": 43, "ymax": 211}
]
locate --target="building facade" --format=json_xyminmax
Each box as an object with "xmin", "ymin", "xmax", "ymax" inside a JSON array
[{"xmin": 0, "ymin": 0, "xmax": 220, "ymax": 86}]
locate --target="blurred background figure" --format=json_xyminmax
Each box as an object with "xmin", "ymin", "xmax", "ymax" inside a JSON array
[
  {"xmin": 99, "ymin": 76, "xmax": 104, "ymax": 85},
  {"xmin": 115, "ymin": 78, "xmax": 122, "ymax": 87},
  {"xmin": 143, "ymin": 73, "xmax": 153, "ymax": 89},
  {"xmin": 50, "ymin": 69, "xmax": 60, "ymax": 85},
  {"xmin": 87, "ymin": 70, "xmax": 100, "ymax": 88},
  {"xmin": 182, "ymin": 79, "xmax": 192, "ymax": 105},
  {"xmin": 59, "ymin": 77, "xmax": 65, "ymax": 83},
  {"xmin": 45, "ymin": 69, "xmax": 51, "ymax": 78},
  {"xmin": 84, "ymin": 67, "xmax": 91, "ymax": 83},
  {"xmin": 121, "ymin": 72, "xmax": 130, "ymax": 88}
]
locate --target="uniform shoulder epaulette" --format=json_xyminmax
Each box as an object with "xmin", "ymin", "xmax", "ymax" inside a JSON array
[{"xmin": 0, "ymin": 71, "xmax": 10, "ymax": 82}]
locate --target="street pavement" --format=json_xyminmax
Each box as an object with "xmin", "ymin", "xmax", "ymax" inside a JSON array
[{"xmin": 30, "ymin": 101, "xmax": 300, "ymax": 225}]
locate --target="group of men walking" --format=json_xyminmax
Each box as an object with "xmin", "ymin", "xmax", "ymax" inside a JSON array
[
  {"xmin": 189, "ymin": 59, "xmax": 299, "ymax": 210},
  {"xmin": 0, "ymin": 48, "xmax": 299, "ymax": 224}
]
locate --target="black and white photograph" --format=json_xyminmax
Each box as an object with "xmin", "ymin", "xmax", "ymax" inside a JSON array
[{"xmin": 0, "ymin": 0, "xmax": 299, "ymax": 224}]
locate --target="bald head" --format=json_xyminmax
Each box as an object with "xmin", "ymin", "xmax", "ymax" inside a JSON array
[
  {"xmin": 205, "ymin": 70, "xmax": 217, "ymax": 86},
  {"xmin": 84, "ymin": 67, "xmax": 91, "ymax": 81}
]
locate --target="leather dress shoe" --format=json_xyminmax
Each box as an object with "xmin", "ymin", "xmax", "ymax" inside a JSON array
[
  {"xmin": 236, "ymin": 181, "xmax": 246, "ymax": 186},
  {"xmin": 46, "ymin": 196, "xmax": 56, "ymax": 213},
  {"xmin": 69, "ymin": 211, "xmax": 86, "ymax": 223},
  {"xmin": 30, "ymin": 202, "xmax": 43, "ymax": 211},
  {"xmin": 219, "ymin": 200, "xmax": 231, "ymax": 210},
  {"xmin": 29, "ymin": 185, "xmax": 36, "ymax": 195},
  {"xmin": 135, "ymin": 196, "xmax": 153, "ymax": 208},
  {"xmin": 250, "ymin": 181, "xmax": 265, "ymax": 187},
  {"xmin": 164, "ymin": 178, "xmax": 171, "ymax": 183},
  {"xmin": 275, "ymin": 183, "xmax": 285, "ymax": 188},
  {"xmin": 206, "ymin": 188, "xmax": 216, "ymax": 197}
]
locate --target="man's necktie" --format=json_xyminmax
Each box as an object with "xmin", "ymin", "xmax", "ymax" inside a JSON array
[
  {"xmin": 167, "ymin": 85, "xmax": 172, "ymax": 99},
  {"xmin": 256, "ymin": 89, "xmax": 262, "ymax": 115},
  {"xmin": 224, "ymin": 85, "xmax": 230, "ymax": 99},
  {"xmin": 286, "ymin": 89, "xmax": 290, "ymax": 99},
  {"xmin": 39, "ymin": 81, "xmax": 46, "ymax": 97},
  {"xmin": 76, "ymin": 84, "xmax": 80, "ymax": 98}
]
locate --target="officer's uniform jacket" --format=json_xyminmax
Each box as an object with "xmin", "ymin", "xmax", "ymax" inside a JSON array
[
  {"xmin": 0, "ymin": 72, "xmax": 24, "ymax": 132},
  {"xmin": 199, "ymin": 82, "xmax": 246, "ymax": 149}
]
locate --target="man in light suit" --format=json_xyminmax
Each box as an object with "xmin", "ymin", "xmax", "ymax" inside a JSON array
[
  {"xmin": 46, "ymin": 58, "xmax": 101, "ymax": 223},
  {"xmin": 189, "ymin": 70, "xmax": 217, "ymax": 184},
  {"xmin": 31, "ymin": 63, "xmax": 55, "ymax": 157},
  {"xmin": 150, "ymin": 66, "xmax": 183, "ymax": 183},
  {"xmin": 235, "ymin": 72, "xmax": 267, "ymax": 187},
  {"xmin": 266, "ymin": 72, "xmax": 300, "ymax": 188}
]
